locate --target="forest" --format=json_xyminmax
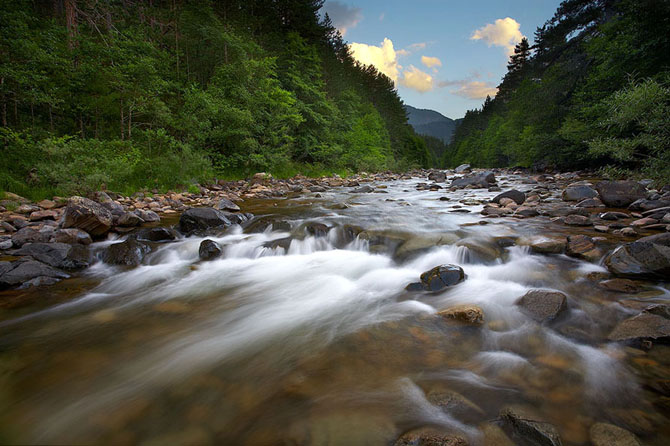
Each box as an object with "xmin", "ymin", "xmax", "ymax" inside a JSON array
[
  {"xmin": 0, "ymin": 0, "xmax": 432, "ymax": 199},
  {"xmin": 446, "ymin": 0, "xmax": 670, "ymax": 185}
]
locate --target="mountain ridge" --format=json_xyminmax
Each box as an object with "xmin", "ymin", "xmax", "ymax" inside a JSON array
[{"xmin": 404, "ymin": 105, "xmax": 461, "ymax": 144}]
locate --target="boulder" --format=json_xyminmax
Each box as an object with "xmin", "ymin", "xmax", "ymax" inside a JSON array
[
  {"xmin": 563, "ymin": 214, "xmax": 591, "ymax": 226},
  {"xmin": 50, "ymin": 228, "xmax": 92, "ymax": 245},
  {"xmin": 62, "ymin": 196, "xmax": 113, "ymax": 236},
  {"xmin": 102, "ymin": 237, "xmax": 150, "ymax": 266},
  {"xmin": 29, "ymin": 210, "xmax": 59, "ymax": 221},
  {"xmin": 137, "ymin": 227, "xmax": 178, "ymax": 242},
  {"xmin": 454, "ymin": 164, "xmax": 471, "ymax": 173},
  {"xmin": 116, "ymin": 211, "xmax": 144, "ymax": 227},
  {"xmin": 516, "ymin": 289, "xmax": 567, "ymax": 322},
  {"xmin": 598, "ymin": 278, "xmax": 641, "ymax": 293},
  {"xmin": 605, "ymin": 233, "xmax": 670, "ymax": 278},
  {"xmin": 411, "ymin": 264, "xmax": 465, "ymax": 292},
  {"xmin": 589, "ymin": 423, "xmax": 641, "ymax": 446},
  {"xmin": 608, "ymin": 312, "xmax": 670, "ymax": 342},
  {"xmin": 438, "ymin": 305, "xmax": 484, "ymax": 324},
  {"xmin": 529, "ymin": 238, "xmax": 565, "ymax": 254},
  {"xmin": 178, "ymin": 207, "xmax": 232, "ymax": 234},
  {"xmin": 12, "ymin": 242, "xmax": 91, "ymax": 269},
  {"xmin": 137, "ymin": 210, "xmax": 160, "ymax": 223},
  {"xmin": 11, "ymin": 227, "xmax": 53, "ymax": 247},
  {"xmin": 628, "ymin": 199, "xmax": 670, "ymax": 212},
  {"xmin": 596, "ymin": 181, "xmax": 646, "ymax": 208},
  {"xmin": 562, "ymin": 185, "xmax": 598, "ymax": 202},
  {"xmin": 428, "ymin": 171, "xmax": 447, "ymax": 182},
  {"xmin": 199, "ymin": 239, "xmax": 223, "ymax": 261},
  {"xmin": 352, "ymin": 185, "xmax": 374, "ymax": 193},
  {"xmin": 305, "ymin": 222, "xmax": 329, "ymax": 237},
  {"xmin": 500, "ymin": 407, "xmax": 562, "ymax": 446},
  {"xmin": 566, "ymin": 235, "xmax": 602, "ymax": 262},
  {"xmin": 216, "ymin": 198, "xmax": 241, "ymax": 212},
  {"xmin": 492, "ymin": 190, "xmax": 526, "ymax": 205},
  {"xmin": 0, "ymin": 260, "xmax": 69, "ymax": 288},
  {"xmin": 575, "ymin": 197, "xmax": 604, "ymax": 208},
  {"xmin": 451, "ymin": 171, "xmax": 496, "ymax": 189}
]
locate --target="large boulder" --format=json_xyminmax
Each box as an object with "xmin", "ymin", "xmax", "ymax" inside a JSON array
[
  {"xmin": 566, "ymin": 235, "xmax": 602, "ymax": 262},
  {"xmin": 0, "ymin": 260, "xmax": 69, "ymax": 288},
  {"xmin": 178, "ymin": 207, "xmax": 232, "ymax": 234},
  {"xmin": 137, "ymin": 227, "xmax": 178, "ymax": 242},
  {"xmin": 492, "ymin": 190, "xmax": 526, "ymax": 205},
  {"xmin": 608, "ymin": 311, "xmax": 670, "ymax": 342},
  {"xmin": 50, "ymin": 228, "xmax": 92, "ymax": 245},
  {"xmin": 116, "ymin": 211, "xmax": 144, "ymax": 227},
  {"xmin": 199, "ymin": 239, "xmax": 223, "ymax": 261},
  {"xmin": 516, "ymin": 289, "xmax": 568, "ymax": 322},
  {"xmin": 595, "ymin": 181, "xmax": 646, "ymax": 208},
  {"xmin": 102, "ymin": 237, "xmax": 150, "ymax": 266},
  {"xmin": 62, "ymin": 196, "xmax": 113, "ymax": 236},
  {"xmin": 605, "ymin": 233, "xmax": 670, "ymax": 278},
  {"xmin": 406, "ymin": 264, "xmax": 465, "ymax": 292},
  {"xmin": 562, "ymin": 185, "xmax": 598, "ymax": 202},
  {"xmin": 451, "ymin": 171, "xmax": 495, "ymax": 189},
  {"xmin": 12, "ymin": 242, "xmax": 91, "ymax": 269}
]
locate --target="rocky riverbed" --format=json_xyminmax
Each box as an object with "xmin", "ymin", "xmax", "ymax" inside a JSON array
[{"xmin": 0, "ymin": 168, "xmax": 669, "ymax": 445}]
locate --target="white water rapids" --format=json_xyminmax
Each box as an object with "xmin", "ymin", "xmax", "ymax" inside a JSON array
[{"xmin": 0, "ymin": 175, "xmax": 665, "ymax": 445}]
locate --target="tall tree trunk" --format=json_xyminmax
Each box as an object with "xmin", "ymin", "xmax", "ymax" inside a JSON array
[
  {"xmin": 49, "ymin": 105, "xmax": 54, "ymax": 131},
  {"xmin": 1, "ymin": 77, "xmax": 6, "ymax": 127},
  {"xmin": 65, "ymin": 0, "xmax": 78, "ymax": 50},
  {"xmin": 128, "ymin": 107, "xmax": 132, "ymax": 138},
  {"xmin": 120, "ymin": 100, "xmax": 124, "ymax": 140}
]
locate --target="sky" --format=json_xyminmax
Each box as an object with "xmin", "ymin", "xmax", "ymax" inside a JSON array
[{"xmin": 321, "ymin": 0, "xmax": 562, "ymax": 119}]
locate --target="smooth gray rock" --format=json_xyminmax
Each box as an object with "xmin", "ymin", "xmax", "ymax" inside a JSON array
[
  {"xmin": 102, "ymin": 237, "xmax": 150, "ymax": 266},
  {"xmin": 178, "ymin": 207, "xmax": 232, "ymax": 234},
  {"xmin": 12, "ymin": 242, "xmax": 91, "ymax": 269},
  {"xmin": 493, "ymin": 189, "xmax": 526, "ymax": 205},
  {"xmin": 562, "ymin": 185, "xmax": 598, "ymax": 202},
  {"xmin": 516, "ymin": 289, "xmax": 568, "ymax": 322},
  {"xmin": 0, "ymin": 260, "xmax": 69, "ymax": 287},
  {"xmin": 605, "ymin": 233, "xmax": 670, "ymax": 278},
  {"xmin": 216, "ymin": 198, "xmax": 241, "ymax": 212},
  {"xmin": 199, "ymin": 239, "xmax": 223, "ymax": 261},
  {"xmin": 596, "ymin": 181, "xmax": 646, "ymax": 208}
]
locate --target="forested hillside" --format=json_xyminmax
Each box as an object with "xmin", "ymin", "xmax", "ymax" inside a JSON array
[
  {"xmin": 404, "ymin": 105, "xmax": 460, "ymax": 144},
  {"xmin": 447, "ymin": 0, "xmax": 670, "ymax": 184},
  {"xmin": 0, "ymin": 0, "xmax": 431, "ymax": 199}
]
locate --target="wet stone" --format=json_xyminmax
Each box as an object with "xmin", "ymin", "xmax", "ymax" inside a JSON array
[
  {"xmin": 137, "ymin": 227, "xmax": 178, "ymax": 242},
  {"xmin": 12, "ymin": 242, "xmax": 91, "ymax": 270},
  {"xmin": 598, "ymin": 279, "xmax": 642, "ymax": 293},
  {"xmin": 492, "ymin": 189, "xmax": 526, "ymax": 205},
  {"xmin": 438, "ymin": 305, "xmax": 484, "ymax": 325},
  {"xmin": 596, "ymin": 181, "xmax": 646, "ymax": 208},
  {"xmin": 516, "ymin": 290, "xmax": 567, "ymax": 323},
  {"xmin": 562, "ymin": 185, "xmax": 598, "ymax": 202},
  {"xmin": 199, "ymin": 239, "xmax": 223, "ymax": 261},
  {"xmin": 216, "ymin": 197, "xmax": 241, "ymax": 212},
  {"xmin": 589, "ymin": 422, "xmax": 641, "ymax": 446},
  {"xmin": 566, "ymin": 235, "xmax": 601, "ymax": 262},
  {"xmin": 0, "ymin": 260, "xmax": 69, "ymax": 288},
  {"xmin": 417, "ymin": 264, "xmax": 465, "ymax": 292},
  {"xmin": 608, "ymin": 312, "xmax": 670, "ymax": 342},
  {"xmin": 62, "ymin": 196, "xmax": 113, "ymax": 236},
  {"xmin": 605, "ymin": 233, "xmax": 670, "ymax": 278},
  {"xmin": 102, "ymin": 237, "xmax": 150, "ymax": 266},
  {"xmin": 500, "ymin": 406, "xmax": 562, "ymax": 446},
  {"xmin": 563, "ymin": 214, "xmax": 591, "ymax": 226},
  {"xmin": 394, "ymin": 428, "xmax": 468, "ymax": 446}
]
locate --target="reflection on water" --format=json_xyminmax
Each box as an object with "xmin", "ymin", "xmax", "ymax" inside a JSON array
[{"xmin": 0, "ymin": 176, "xmax": 669, "ymax": 445}]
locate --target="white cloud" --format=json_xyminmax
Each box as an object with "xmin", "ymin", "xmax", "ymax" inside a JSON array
[
  {"xmin": 396, "ymin": 49, "xmax": 410, "ymax": 57},
  {"xmin": 400, "ymin": 65, "xmax": 434, "ymax": 93},
  {"xmin": 421, "ymin": 56, "xmax": 442, "ymax": 68},
  {"xmin": 471, "ymin": 17, "xmax": 524, "ymax": 55},
  {"xmin": 322, "ymin": 1, "xmax": 362, "ymax": 36},
  {"xmin": 408, "ymin": 42, "xmax": 427, "ymax": 51},
  {"xmin": 450, "ymin": 81, "xmax": 498, "ymax": 99},
  {"xmin": 349, "ymin": 38, "xmax": 400, "ymax": 81}
]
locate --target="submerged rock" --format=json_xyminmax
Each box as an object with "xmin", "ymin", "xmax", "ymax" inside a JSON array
[
  {"xmin": 589, "ymin": 422, "xmax": 641, "ymax": 446},
  {"xmin": 596, "ymin": 181, "xmax": 646, "ymax": 208},
  {"xmin": 62, "ymin": 196, "xmax": 113, "ymax": 236},
  {"xmin": 352, "ymin": 185, "xmax": 374, "ymax": 193},
  {"xmin": 199, "ymin": 239, "xmax": 222, "ymax": 261},
  {"xmin": 394, "ymin": 428, "xmax": 468, "ymax": 446},
  {"xmin": 605, "ymin": 233, "xmax": 670, "ymax": 278},
  {"xmin": 438, "ymin": 305, "xmax": 484, "ymax": 325},
  {"xmin": 500, "ymin": 406, "xmax": 562, "ymax": 446},
  {"xmin": 516, "ymin": 289, "xmax": 567, "ymax": 322},
  {"xmin": 102, "ymin": 237, "xmax": 150, "ymax": 266}
]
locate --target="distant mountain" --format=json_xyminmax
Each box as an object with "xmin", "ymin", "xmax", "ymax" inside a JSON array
[{"xmin": 404, "ymin": 105, "xmax": 461, "ymax": 144}]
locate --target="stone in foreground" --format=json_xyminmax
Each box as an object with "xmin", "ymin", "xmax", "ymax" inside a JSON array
[
  {"xmin": 500, "ymin": 406, "xmax": 562, "ymax": 446},
  {"xmin": 608, "ymin": 312, "xmax": 670, "ymax": 342},
  {"xmin": 438, "ymin": 305, "xmax": 484, "ymax": 324},
  {"xmin": 102, "ymin": 237, "xmax": 150, "ymax": 266},
  {"xmin": 589, "ymin": 422, "xmax": 641, "ymax": 446},
  {"xmin": 516, "ymin": 289, "xmax": 567, "ymax": 322}
]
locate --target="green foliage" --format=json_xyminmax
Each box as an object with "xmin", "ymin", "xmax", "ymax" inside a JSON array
[
  {"xmin": 0, "ymin": 0, "xmax": 429, "ymax": 199},
  {"xmin": 449, "ymin": 0, "xmax": 670, "ymax": 179}
]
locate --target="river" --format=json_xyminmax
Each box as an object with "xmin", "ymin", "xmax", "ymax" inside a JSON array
[{"xmin": 0, "ymin": 174, "xmax": 668, "ymax": 445}]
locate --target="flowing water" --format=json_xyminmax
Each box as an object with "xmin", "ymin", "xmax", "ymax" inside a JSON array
[{"xmin": 0, "ymin": 175, "xmax": 669, "ymax": 445}]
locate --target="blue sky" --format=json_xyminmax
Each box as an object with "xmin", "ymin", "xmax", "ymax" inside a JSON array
[{"xmin": 322, "ymin": 0, "xmax": 562, "ymax": 119}]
